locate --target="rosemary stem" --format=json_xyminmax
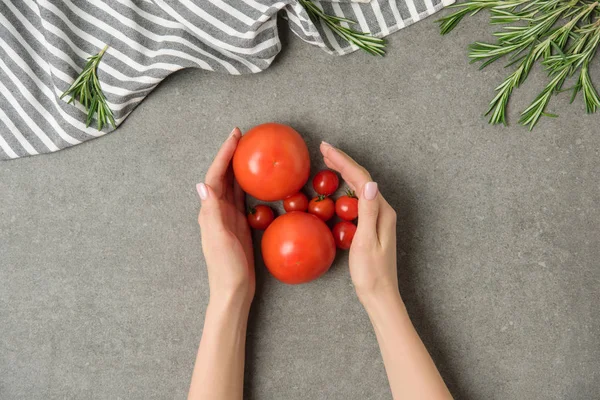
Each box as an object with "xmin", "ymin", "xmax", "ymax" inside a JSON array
[{"xmin": 98, "ymin": 44, "xmax": 109, "ymax": 58}]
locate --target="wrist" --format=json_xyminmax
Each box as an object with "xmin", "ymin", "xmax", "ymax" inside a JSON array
[
  {"xmin": 208, "ymin": 291, "xmax": 252, "ymax": 317},
  {"xmin": 359, "ymin": 286, "xmax": 406, "ymax": 319}
]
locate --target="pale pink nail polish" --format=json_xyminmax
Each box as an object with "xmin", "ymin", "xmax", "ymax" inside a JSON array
[
  {"xmin": 196, "ymin": 183, "xmax": 208, "ymax": 200},
  {"xmin": 364, "ymin": 182, "xmax": 378, "ymax": 200}
]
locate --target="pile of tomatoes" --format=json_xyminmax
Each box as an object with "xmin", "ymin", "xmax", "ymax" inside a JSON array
[
  {"xmin": 233, "ymin": 122, "xmax": 360, "ymax": 284},
  {"xmin": 249, "ymin": 170, "xmax": 358, "ymax": 250}
]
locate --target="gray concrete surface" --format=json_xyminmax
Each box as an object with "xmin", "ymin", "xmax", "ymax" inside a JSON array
[{"xmin": 1, "ymin": 13, "xmax": 600, "ymax": 400}]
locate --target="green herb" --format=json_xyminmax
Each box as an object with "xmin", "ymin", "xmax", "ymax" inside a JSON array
[
  {"xmin": 437, "ymin": 0, "xmax": 600, "ymax": 129},
  {"xmin": 61, "ymin": 45, "xmax": 115, "ymax": 130},
  {"xmin": 299, "ymin": 0, "xmax": 386, "ymax": 56}
]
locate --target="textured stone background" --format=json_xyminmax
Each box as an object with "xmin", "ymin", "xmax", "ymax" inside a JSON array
[{"xmin": 1, "ymin": 14, "xmax": 599, "ymax": 400}]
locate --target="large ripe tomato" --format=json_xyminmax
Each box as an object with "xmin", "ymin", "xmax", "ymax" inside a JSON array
[
  {"xmin": 312, "ymin": 170, "xmax": 339, "ymax": 196},
  {"xmin": 335, "ymin": 191, "xmax": 358, "ymax": 221},
  {"xmin": 308, "ymin": 195, "xmax": 335, "ymax": 221},
  {"xmin": 283, "ymin": 192, "xmax": 309, "ymax": 212},
  {"xmin": 332, "ymin": 221, "xmax": 357, "ymax": 250},
  {"xmin": 261, "ymin": 212, "xmax": 336, "ymax": 284},
  {"xmin": 247, "ymin": 205, "xmax": 275, "ymax": 230},
  {"xmin": 233, "ymin": 123, "xmax": 310, "ymax": 201}
]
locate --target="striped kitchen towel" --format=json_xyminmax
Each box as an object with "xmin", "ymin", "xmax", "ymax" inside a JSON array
[{"xmin": 0, "ymin": 0, "xmax": 453, "ymax": 161}]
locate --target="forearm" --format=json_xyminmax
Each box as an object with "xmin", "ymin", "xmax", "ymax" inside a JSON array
[
  {"xmin": 363, "ymin": 290, "xmax": 452, "ymax": 400},
  {"xmin": 188, "ymin": 296, "xmax": 250, "ymax": 400}
]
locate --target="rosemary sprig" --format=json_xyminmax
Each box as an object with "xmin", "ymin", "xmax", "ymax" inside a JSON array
[
  {"xmin": 519, "ymin": 67, "xmax": 570, "ymax": 128},
  {"xmin": 438, "ymin": 0, "xmax": 527, "ymax": 35},
  {"xmin": 520, "ymin": 13, "xmax": 600, "ymax": 128},
  {"xmin": 60, "ymin": 45, "xmax": 115, "ymax": 130},
  {"xmin": 481, "ymin": 0, "xmax": 592, "ymax": 125},
  {"xmin": 299, "ymin": 0, "xmax": 386, "ymax": 56},
  {"xmin": 437, "ymin": 0, "xmax": 600, "ymax": 129}
]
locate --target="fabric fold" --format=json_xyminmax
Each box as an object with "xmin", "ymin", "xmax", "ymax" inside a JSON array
[{"xmin": 0, "ymin": 0, "xmax": 453, "ymax": 160}]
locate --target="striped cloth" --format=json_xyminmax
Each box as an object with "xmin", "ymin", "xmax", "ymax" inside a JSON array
[{"xmin": 0, "ymin": 0, "xmax": 453, "ymax": 160}]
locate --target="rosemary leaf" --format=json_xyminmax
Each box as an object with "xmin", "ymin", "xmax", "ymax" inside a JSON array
[{"xmin": 579, "ymin": 61, "xmax": 600, "ymax": 112}]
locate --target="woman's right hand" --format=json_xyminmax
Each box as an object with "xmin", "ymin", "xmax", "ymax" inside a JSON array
[
  {"xmin": 320, "ymin": 142, "xmax": 399, "ymax": 304},
  {"xmin": 321, "ymin": 142, "xmax": 453, "ymax": 400}
]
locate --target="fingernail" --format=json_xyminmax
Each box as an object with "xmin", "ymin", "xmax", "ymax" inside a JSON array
[
  {"xmin": 364, "ymin": 182, "xmax": 378, "ymax": 200},
  {"xmin": 321, "ymin": 141, "xmax": 335, "ymax": 154},
  {"xmin": 230, "ymin": 127, "xmax": 240, "ymax": 138},
  {"xmin": 196, "ymin": 183, "xmax": 208, "ymax": 200}
]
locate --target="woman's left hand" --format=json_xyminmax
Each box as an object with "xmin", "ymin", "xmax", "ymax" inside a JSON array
[{"xmin": 196, "ymin": 128, "xmax": 255, "ymax": 309}]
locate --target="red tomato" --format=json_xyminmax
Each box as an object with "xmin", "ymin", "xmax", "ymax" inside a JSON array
[
  {"xmin": 312, "ymin": 170, "xmax": 339, "ymax": 196},
  {"xmin": 233, "ymin": 123, "xmax": 310, "ymax": 201},
  {"xmin": 308, "ymin": 196, "xmax": 335, "ymax": 221},
  {"xmin": 335, "ymin": 191, "xmax": 358, "ymax": 221},
  {"xmin": 283, "ymin": 192, "xmax": 309, "ymax": 212},
  {"xmin": 247, "ymin": 205, "xmax": 275, "ymax": 230},
  {"xmin": 261, "ymin": 212, "xmax": 336, "ymax": 284},
  {"xmin": 332, "ymin": 221, "xmax": 357, "ymax": 250}
]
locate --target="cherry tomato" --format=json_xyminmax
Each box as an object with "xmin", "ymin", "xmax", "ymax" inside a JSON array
[
  {"xmin": 332, "ymin": 221, "xmax": 357, "ymax": 250},
  {"xmin": 233, "ymin": 123, "xmax": 310, "ymax": 201},
  {"xmin": 261, "ymin": 212, "xmax": 336, "ymax": 284},
  {"xmin": 308, "ymin": 195, "xmax": 335, "ymax": 221},
  {"xmin": 312, "ymin": 170, "xmax": 339, "ymax": 196},
  {"xmin": 247, "ymin": 205, "xmax": 275, "ymax": 230},
  {"xmin": 283, "ymin": 192, "xmax": 309, "ymax": 212},
  {"xmin": 335, "ymin": 190, "xmax": 358, "ymax": 221}
]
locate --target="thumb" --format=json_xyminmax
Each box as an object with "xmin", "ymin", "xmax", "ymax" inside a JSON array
[{"xmin": 356, "ymin": 181, "xmax": 380, "ymax": 242}]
